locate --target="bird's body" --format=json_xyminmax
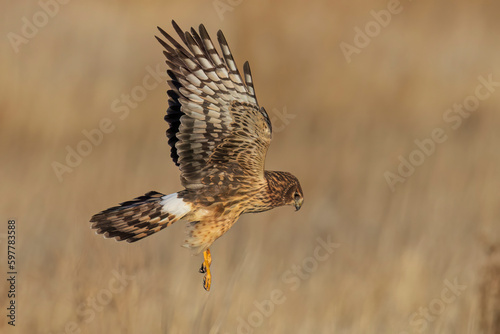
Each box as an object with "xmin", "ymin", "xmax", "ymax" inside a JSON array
[{"xmin": 91, "ymin": 21, "xmax": 303, "ymax": 290}]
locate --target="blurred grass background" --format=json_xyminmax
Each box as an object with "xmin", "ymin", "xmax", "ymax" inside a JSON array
[{"xmin": 2, "ymin": 0, "xmax": 500, "ymax": 333}]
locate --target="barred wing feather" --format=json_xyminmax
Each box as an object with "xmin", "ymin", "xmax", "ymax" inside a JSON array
[{"xmin": 156, "ymin": 21, "xmax": 272, "ymax": 189}]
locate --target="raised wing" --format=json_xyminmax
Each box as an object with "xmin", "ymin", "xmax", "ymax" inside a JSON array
[{"xmin": 156, "ymin": 21, "xmax": 272, "ymax": 189}]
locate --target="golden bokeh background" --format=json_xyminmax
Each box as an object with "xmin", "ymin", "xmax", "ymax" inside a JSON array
[{"xmin": 2, "ymin": 0, "xmax": 500, "ymax": 333}]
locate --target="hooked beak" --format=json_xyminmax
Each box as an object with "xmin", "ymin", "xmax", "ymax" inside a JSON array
[{"xmin": 294, "ymin": 198, "xmax": 304, "ymax": 211}]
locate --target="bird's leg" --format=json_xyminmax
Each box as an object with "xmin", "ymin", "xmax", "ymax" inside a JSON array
[
  {"xmin": 201, "ymin": 248, "xmax": 212, "ymax": 291},
  {"xmin": 199, "ymin": 248, "xmax": 212, "ymax": 273}
]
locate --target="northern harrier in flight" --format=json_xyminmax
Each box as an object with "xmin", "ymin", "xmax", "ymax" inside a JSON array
[{"xmin": 91, "ymin": 21, "xmax": 304, "ymax": 291}]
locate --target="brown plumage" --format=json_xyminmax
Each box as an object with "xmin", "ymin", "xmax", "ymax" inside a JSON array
[{"xmin": 90, "ymin": 20, "xmax": 304, "ymax": 290}]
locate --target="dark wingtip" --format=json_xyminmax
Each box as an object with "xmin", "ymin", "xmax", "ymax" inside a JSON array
[
  {"xmin": 199, "ymin": 24, "xmax": 209, "ymax": 38},
  {"xmin": 155, "ymin": 35, "xmax": 166, "ymax": 47},
  {"xmin": 157, "ymin": 26, "xmax": 168, "ymax": 36},
  {"xmin": 171, "ymin": 20, "xmax": 189, "ymax": 45},
  {"xmin": 216, "ymin": 30, "xmax": 225, "ymax": 42}
]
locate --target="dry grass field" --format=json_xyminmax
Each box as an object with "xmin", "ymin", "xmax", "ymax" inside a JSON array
[{"xmin": 2, "ymin": 0, "xmax": 500, "ymax": 333}]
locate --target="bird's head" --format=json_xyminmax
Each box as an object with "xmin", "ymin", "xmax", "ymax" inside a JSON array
[
  {"xmin": 285, "ymin": 178, "xmax": 304, "ymax": 211},
  {"xmin": 265, "ymin": 171, "xmax": 304, "ymax": 211}
]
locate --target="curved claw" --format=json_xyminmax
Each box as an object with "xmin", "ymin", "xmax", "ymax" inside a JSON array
[{"xmin": 203, "ymin": 274, "xmax": 211, "ymax": 291}]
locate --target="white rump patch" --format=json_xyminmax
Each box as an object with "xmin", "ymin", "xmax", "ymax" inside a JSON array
[{"xmin": 160, "ymin": 193, "xmax": 191, "ymax": 218}]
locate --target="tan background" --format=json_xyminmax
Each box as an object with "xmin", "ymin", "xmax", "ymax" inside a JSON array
[{"xmin": 2, "ymin": 0, "xmax": 500, "ymax": 333}]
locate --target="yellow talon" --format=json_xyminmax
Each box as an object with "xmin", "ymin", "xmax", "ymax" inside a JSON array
[
  {"xmin": 202, "ymin": 248, "xmax": 212, "ymax": 291},
  {"xmin": 203, "ymin": 273, "xmax": 211, "ymax": 291}
]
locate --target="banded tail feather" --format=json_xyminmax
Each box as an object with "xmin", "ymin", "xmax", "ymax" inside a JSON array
[{"xmin": 91, "ymin": 191, "xmax": 191, "ymax": 243}]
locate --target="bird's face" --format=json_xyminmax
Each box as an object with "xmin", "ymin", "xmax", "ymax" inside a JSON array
[{"xmin": 285, "ymin": 180, "xmax": 304, "ymax": 211}]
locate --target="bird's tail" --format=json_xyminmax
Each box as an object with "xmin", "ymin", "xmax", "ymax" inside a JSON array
[{"xmin": 90, "ymin": 191, "xmax": 191, "ymax": 243}]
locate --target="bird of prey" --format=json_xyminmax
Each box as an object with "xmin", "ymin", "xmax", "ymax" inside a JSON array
[{"xmin": 90, "ymin": 21, "xmax": 304, "ymax": 291}]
